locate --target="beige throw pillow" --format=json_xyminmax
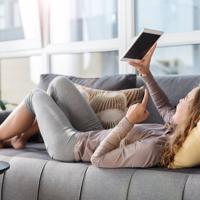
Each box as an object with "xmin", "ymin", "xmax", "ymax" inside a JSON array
[{"xmin": 75, "ymin": 84, "xmax": 144, "ymax": 129}]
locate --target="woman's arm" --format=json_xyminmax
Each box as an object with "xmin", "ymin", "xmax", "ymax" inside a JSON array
[
  {"xmin": 128, "ymin": 44, "xmax": 175, "ymax": 123},
  {"xmin": 91, "ymin": 117, "xmax": 134, "ymax": 167},
  {"xmin": 142, "ymin": 72, "xmax": 175, "ymax": 123},
  {"xmin": 91, "ymin": 91, "xmax": 149, "ymax": 167}
]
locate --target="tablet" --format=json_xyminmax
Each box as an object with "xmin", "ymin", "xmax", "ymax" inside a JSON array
[{"xmin": 120, "ymin": 28, "xmax": 163, "ymax": 61}]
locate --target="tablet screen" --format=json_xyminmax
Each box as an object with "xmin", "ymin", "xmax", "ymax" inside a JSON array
[{"xmin": 123, "ymin": 32, "xmax": 161, "ymax": 60}]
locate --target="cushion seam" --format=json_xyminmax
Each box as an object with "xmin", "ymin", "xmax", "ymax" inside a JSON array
[
  {"xmin": 36, "ymin": 160, "xmax": 49, "ymax": 200},
  {"xmin": 125, "ymin": 169, "xmax": 137, "ymax": 200},
  {"xmin": 181, "ymin": 174, "xmax": 190, "ymax": 200},
  {"xmin": 79, "ymin": 165, "xmax": 89, "ymax": 200},
  {"xmin": 1, "ymin": 169, "xmax": 6, "ymax": 200}
]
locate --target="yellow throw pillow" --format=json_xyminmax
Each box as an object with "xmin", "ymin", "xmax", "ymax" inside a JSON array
[
  {"xmin": 75, "ymin": 84, "xmax": 144, "ymax": 129},
  {"xmin": 169, "ymin": 120, "xmax": 200, "ymax": 168}
]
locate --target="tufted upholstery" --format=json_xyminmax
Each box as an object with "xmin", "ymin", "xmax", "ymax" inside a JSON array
[{"xmin": 0, "ymin": 74, "xmax": 200, "ymax": 200}]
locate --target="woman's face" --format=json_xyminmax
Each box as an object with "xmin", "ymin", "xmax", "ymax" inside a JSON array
[{"xmin": 172, "ymin": 88, "xmax": 198, "ymax": 125}]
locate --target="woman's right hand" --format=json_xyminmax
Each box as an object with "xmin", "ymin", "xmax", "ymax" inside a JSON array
[
  {"xmin": 128, "ymin": 44, "xmax": 157, "ymax": 77},
  {"xmin": 126, "ymin": 89, "xmax": 149, "ymax": 124}
]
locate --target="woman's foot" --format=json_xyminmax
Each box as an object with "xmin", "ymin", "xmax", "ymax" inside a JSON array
[{"xmin": 11, "ymin": 134, "xmax": 26, "ymax": 149}]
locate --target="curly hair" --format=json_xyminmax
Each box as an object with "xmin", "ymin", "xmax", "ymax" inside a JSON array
[{"xmin": 160, "ymin": 86, "xmax": 200, "ymax": 167}]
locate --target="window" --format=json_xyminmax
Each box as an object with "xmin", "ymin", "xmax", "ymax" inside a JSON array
[
  {"xmin": 131, "ymin": 0, "xmax": 200, "ymax": 75},
  {"xmin": 0, "ymin": 57, "xmax": 42, "ymax": 109},
  {"xmin": 1, "ymin": 0, "xmax": 200, "ymax": 79},
  {"xmin": 135, "ymin": 0, "xmax": 200, "ymax": 34},
  {"xmin": 49, "ymin": 0, "xmax": 120, "ymax": 76},
  {"xmin": 50, "ymin": 0, "xmax": 118, "ymax": 43},
  {"xmin": 0, "ymin": 0, "xmax": 41, "ymax": 52},
  {"xmin": 0, "ymin": 0, "xmax": 24, "ymax": 41},
  {"xmin": 51, "ymin": 51, "xmax": 118, "ymax": 77},
  {"xmin": 151, "ymin": 44, "xmax": 200, "ymax": 75}
]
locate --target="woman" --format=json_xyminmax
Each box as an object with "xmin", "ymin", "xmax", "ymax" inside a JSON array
[{"xmin": 0, "ymin": 45, "xmax": 199, "ymax": 168}]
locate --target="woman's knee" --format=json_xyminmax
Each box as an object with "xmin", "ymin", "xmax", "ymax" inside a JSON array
[
  {"xmin": 46, "ymin": 134, "xmax": 77, "ymax": 162},
  {"xmin": 47, "ymin": 76, "xmax": 73, "ymax": 94},
  {"xmin": 29, "ymin": 89, "xmax": 53, "ymax": 109},
  {"xmin": 23, "ymin": 89, "xmax": 48, "ymax": 115},
  {"xmin": 32, "ymin": 89, "xmax": 49, "ymax": 101},
  {"xmin": 25, "ymin": 89, "xmax": 46, "ymax": 105},
  {"xmin": 49, "ymin": 148, "xmax": 75, "ymax": 162}
]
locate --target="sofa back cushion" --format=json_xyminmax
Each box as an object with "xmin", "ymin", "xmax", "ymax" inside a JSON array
[
  {"xmin": 38, "ymin": 73, "xmax": 200, "ymax": 125},
  {"xmin": 38, "ymin": 73, "xmax": 136, "ymax": 91},
  {"xmin": 136, "ymin": 75, "xmax": 200, "ymax": 123}
]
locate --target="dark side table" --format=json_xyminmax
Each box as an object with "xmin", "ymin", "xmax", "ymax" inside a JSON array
[{"xmin": 0, "ymin": 161, "xmax": 10, "ymax": 174}]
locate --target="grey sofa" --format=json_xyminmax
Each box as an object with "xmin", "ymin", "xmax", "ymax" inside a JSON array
[{"xmin": 0, "ymin": 74, "xmax": 200, "ymax": 200}]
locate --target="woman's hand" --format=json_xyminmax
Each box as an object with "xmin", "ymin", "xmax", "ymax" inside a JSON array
[
  {"xmin": 128, "ymin": 44, "xmax": 157, "ymax": 77},
  {"xmin": 126, "ymin": 89, "xmax": 149, "ymax": 124}
]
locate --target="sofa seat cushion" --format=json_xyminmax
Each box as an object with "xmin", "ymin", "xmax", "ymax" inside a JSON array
[
  {"xmin": 0, "ymin": 143, "xmax": 49, "ymax": 160},
  {"xmin": 1, "ymin": 144, "xmax": 200, "ymax": 200}
]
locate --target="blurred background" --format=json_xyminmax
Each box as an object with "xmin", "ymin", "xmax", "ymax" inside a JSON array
[{"xmin": 0, "ymin": 0, "xmax": 200, "ymax": 108}]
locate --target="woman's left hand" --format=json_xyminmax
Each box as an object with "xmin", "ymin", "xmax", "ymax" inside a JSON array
[
  {"xmin": 126, "ymin": 89, "xmax": 149, "ymax": 124},
  {"xmin": 128, "ymin": 43, "xmax": 157, "ymax": 77}
]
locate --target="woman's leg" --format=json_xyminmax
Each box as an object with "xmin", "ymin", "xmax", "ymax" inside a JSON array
[
  {"xmin": 12, "ymin": 76, "xmax": 103, "ymax": 148},
  {"xmin": 10, "ymin": 119, "xmax": 39, "ymax": 149},
  {"xmin": 47, "ymin": 76, "xmax": 103, "ymax": 131},
  {"xmin": 11, "ymin": 76, "xmax": 104, "ymax": 149},
  {"xmin": 0, "ymin": 88, "xmax": 76, "ymax": 161},
  {"xmin": 0, "ymin": 88, "xmax": 78, "ymax": 161},
  {"xmin": 11, "ymin": 76, "xmax": 103, "ymax": 148},
  {"xmin": 1, "ymin": 76, "xmax": 103, "ymax": 151},
  {"xmin": 0, "ymin": 102, "xmax": 35, "ymax": 141},
  {"xmin": 24, "ymin": 89, "xmax": 81, "ymax": 161}
]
